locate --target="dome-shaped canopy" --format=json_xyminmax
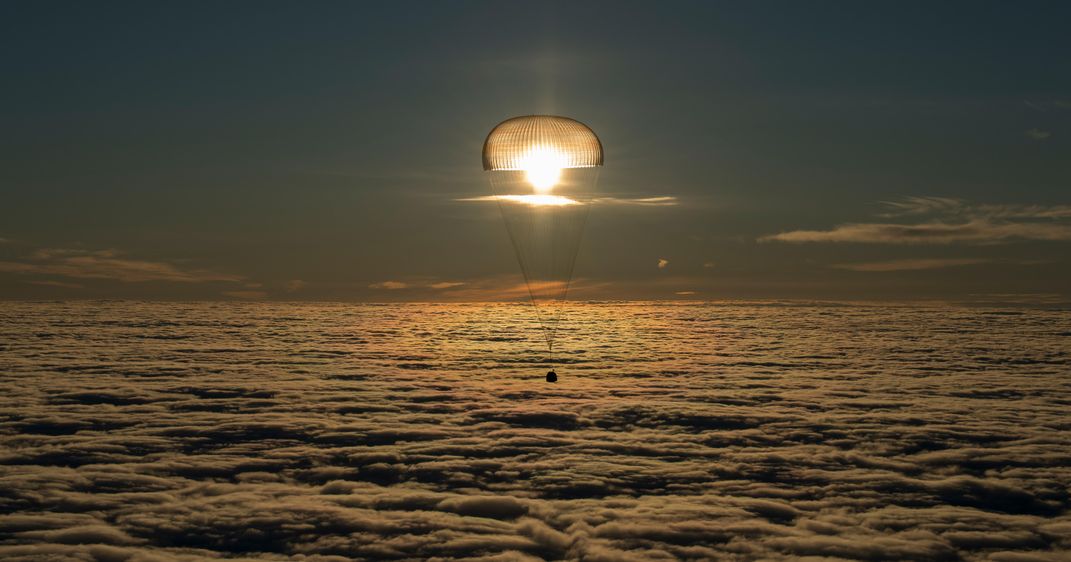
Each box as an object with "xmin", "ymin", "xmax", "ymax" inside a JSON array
[{"xmin": 482, "ymin": 115, "xmax": 603, "ymax": 171}]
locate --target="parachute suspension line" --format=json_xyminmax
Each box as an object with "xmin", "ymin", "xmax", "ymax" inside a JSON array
[{"xmin": 492, "ymin": 173, "xmax": 551, "ymax": 358}]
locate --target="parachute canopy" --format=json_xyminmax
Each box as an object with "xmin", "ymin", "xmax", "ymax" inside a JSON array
[
  {"xmin": 482, "ymin": 115, "xmax": 603, "ymax": 355},
  {"xmin": 482, "ymin": 115, "xmax": 603, "ymax": 172}
]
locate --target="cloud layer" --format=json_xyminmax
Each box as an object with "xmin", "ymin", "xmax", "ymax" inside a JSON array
[{"xmin": 0, "ymin": 302, "xmax": 1068, "ymax": 560}]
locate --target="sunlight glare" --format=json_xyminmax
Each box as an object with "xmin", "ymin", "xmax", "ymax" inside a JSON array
[
  {"xmin": 519, "ymin": 145, "xmax": 566, "ymax": 192},
  {"xmin": 493, "ymin": 194, "xmax": 579, "ymax": 207}
]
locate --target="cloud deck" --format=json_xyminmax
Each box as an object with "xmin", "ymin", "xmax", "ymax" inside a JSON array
[{"xmin": 1, "ymin": 302, "xmax": 1069, "ymax": 560}]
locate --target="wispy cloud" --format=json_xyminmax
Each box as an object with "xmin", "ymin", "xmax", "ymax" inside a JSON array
[
  {"xmin": 285, "ymin": 280, "xmax": 307, "ymax": 292},
  {"xmin": 428, "ymin": 281, "xmax": 466, "ymax": 290},
  {"xmin": 761, "ymin": 220, "xmax": 1071, "ymax": 244},
  {"xmin": 675, "ymin": 290, "xmax": 697, "ymax": 295},
  {"xmin": 369, "ymin": 281, "xmax": 410, "ymax": 290},
  {"xmin": 369, "ymin": 280, "xmax": 467, "ymax": 291},
  {"xmin": 1026, "ymin": 128, "xmax": 1052, "ymax": 140},
  {"xmin": 878, "ymin": 196, "xmax": 963, "ymax": 217},
  {"xmin": 428, "ymin": 280, "xmax": 534, "ymax": 301},
  {"xmin": 0, "ymin": 248, "xmax": 243, "ymax": 283},
  {"xmin": 879, "ymin": 196, "xmax": 1071, "ymax": 220},
  {"xmin": 26, "ymin": 280, "xmax": 84, "ymax": 289},
  {"xmin": 429, "ymin": 277, "xmax": 610, "ymax": 301},
  {"xmin": 221, "ymin": 290, "xmax": 268, "ymax": 299},
  {"xmin": 1023, "ymin": 98, "xmax": 1071, "ymax": 112},
  {"xmin": 967, "ymin": 292, "xmax": 1070, "ymax": 305},
  {"xmin": 592, "ymin": 196, "xmax": 679, "ymax": 206},
  {"xmin": 365, "ymin": 274, "xmax": 609, "ymax": 302},
  {"xmin": 762, "ymin": 197, "xmax": 1071, "ymax": 245},
  {"xmin": 833, "ymin": 258, "xmax": 991, "ymax": 272}
]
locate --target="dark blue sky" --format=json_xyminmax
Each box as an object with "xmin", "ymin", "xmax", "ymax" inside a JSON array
[{"xmin": 2, "ymin": 1, "xmax": 1069, "ymax": 302}]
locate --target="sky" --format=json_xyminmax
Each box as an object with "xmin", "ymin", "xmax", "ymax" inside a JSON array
[{"xmin": 1, "ymin": 1, "xmax": 1069, "ymax": 302}]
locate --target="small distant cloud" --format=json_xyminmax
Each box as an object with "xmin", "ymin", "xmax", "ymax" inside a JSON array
[
  {"xmin": 285, "ymin": 280, "xmax": 307, "ymax": 292},
  {"xmin": 369, "ymin": 281, "xmax": 409, "ymax": 290},
  {"xmin": 967, "ymin": 292, "xmax": 1070, "ymax": 305},
  {"xmin": 368, "ymin": 280, "xmax": 467, "ymax": 291},
  {"xmin": 1026, "ymin": 128, "xmax": 1052, "ymax": 140},
  {"xmin": 703, "ymin": 262, "xmax": 715, "ymax": 269},
  {"xmin": 1024, "ymin": 100, "xmax": 1046, "ymax": 112},
  {"xmin": 0, "ymin": 237, "xmax": 9, "ymax": 244},
  {"xmin": 221, "ymin": 290, "xmax": 268, "ymax": 299},
  {"xmin": 657, "ymin": 259, "xmax": 669, "ymax": 269},
  {"xmin": 833, "ymin": 258, "xmax": 991, "ymax": 272},
  {"xmin": 244, "ymin": 282, "xmax": 263, "ymax": 289},
  {"xmin": 27, "ymin": 280, "xmax": 83, "ymax": 289},
  {"xmin": 675, "ymin": 291, "xmax": 697, "ymax": 296},
  {"xmin": 1023, "ymin": 98, "xmax": 1071, "ymax": 112},
  {"xmin": 428, "ymin": 281, "xmax": 466, "ymax": 290}
]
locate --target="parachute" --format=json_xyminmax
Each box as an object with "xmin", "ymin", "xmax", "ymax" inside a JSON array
[{"xmin": 482, "ymin": 115, "xmax": 603, "ymax": 363}]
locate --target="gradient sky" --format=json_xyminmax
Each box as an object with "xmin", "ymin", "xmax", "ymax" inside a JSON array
[{"xmin": 2, "ymin": 1, "xmax": 1069, "ymax": 302}]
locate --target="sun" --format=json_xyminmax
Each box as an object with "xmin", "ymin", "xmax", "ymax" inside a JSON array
[{"xmin": 518, "ymin": 145, "xmax": 567, "ymax": 192}]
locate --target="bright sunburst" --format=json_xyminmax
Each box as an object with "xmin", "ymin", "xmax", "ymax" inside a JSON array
[
  {"xmin": 518, "ymin": 145, "xmax": 566, "ymax": 192},
  {"xmin": 492, "ymin": 194, "xmax": 579, "ymax": 206}
]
